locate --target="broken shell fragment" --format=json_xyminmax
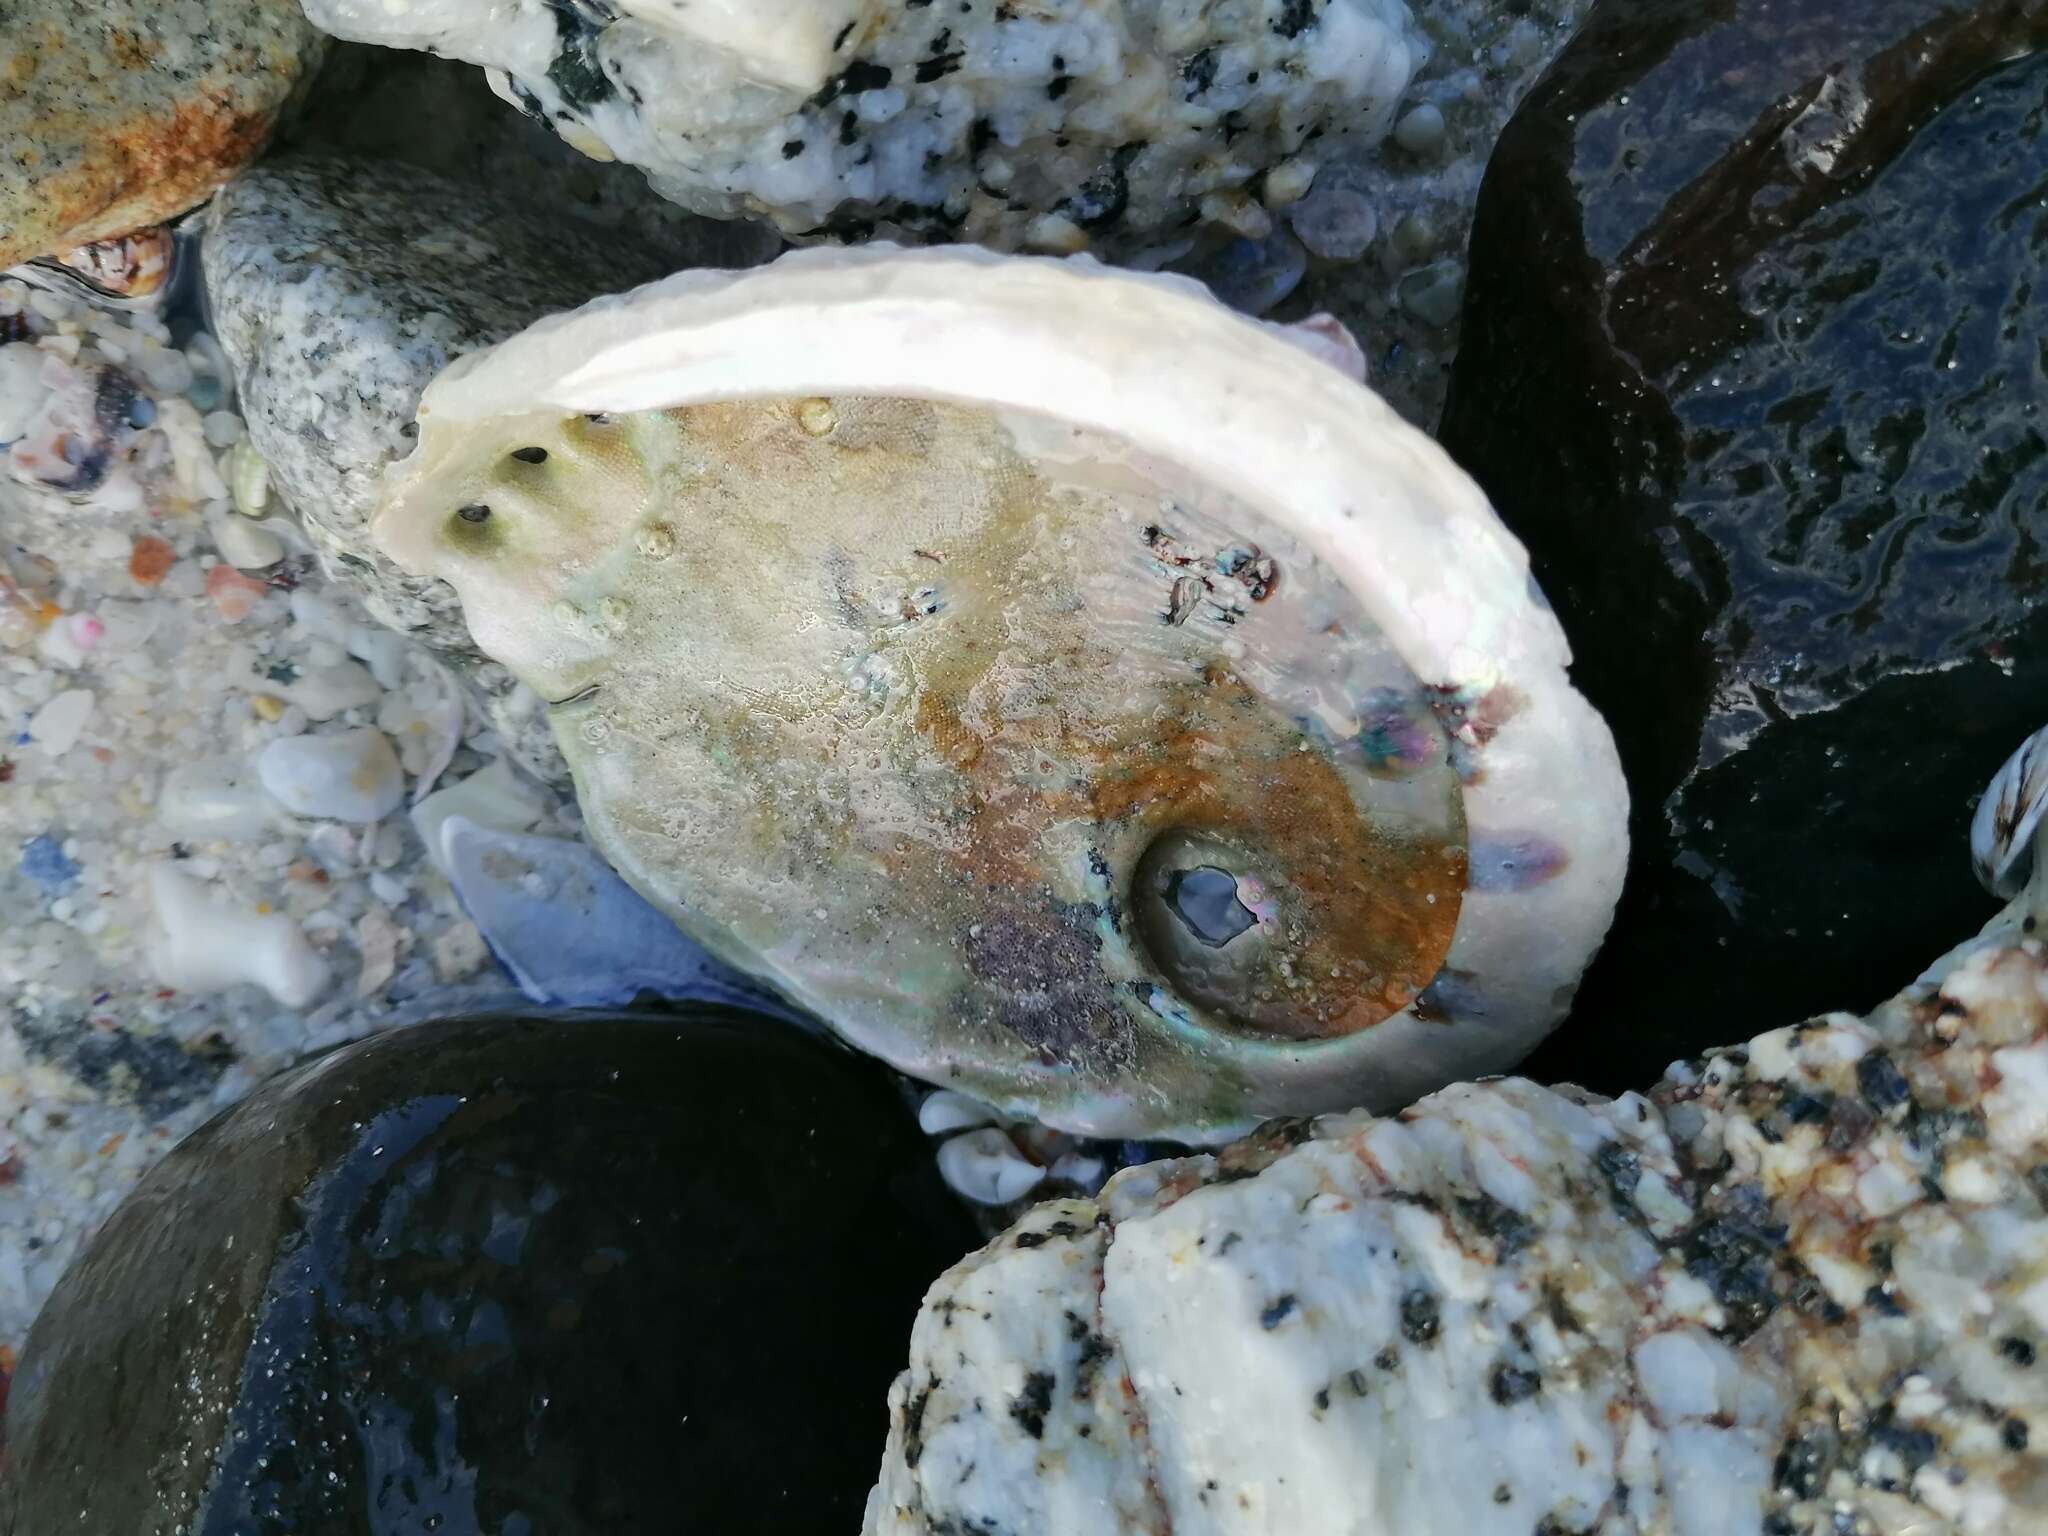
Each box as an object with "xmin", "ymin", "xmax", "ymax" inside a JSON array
[
  {"xmin": 374, "ymin": 245, "xmax": 1628, "ymax": 1139},
  {"xmin": 1974, "ymin": 724, "xmax": 2048, "ymax": 900},
  {"xmin": 18, "ymin": 224, "xmax": 185, "ymax": 312}
]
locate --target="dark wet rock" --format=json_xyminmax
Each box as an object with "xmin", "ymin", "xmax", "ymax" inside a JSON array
[
  {"xmin": 1441, "ymin": 0, "xmax": 2048, "ymax": 1087},
  {"xmin": 275, "ymin": 45, "xmax": 785, "ymax": 276},
  {"xmin": 1, "ymin": 1009, "xmax": 974, "ymax": 1534}
]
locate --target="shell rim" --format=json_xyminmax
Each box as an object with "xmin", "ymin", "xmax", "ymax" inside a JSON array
[{"xmin": 373, "ymin": 244, "xmax": 1631, "ymax": 1139}]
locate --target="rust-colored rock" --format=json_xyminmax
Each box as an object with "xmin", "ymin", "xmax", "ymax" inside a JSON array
[{"xmin": 0, "ymin": 1, "xmax": 324, "ymax": 269}]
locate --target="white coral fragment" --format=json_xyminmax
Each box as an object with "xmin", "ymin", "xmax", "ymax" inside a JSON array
[{"xmin": 145, "ymin": 864, "xmax": 331, "ymax": 1009}]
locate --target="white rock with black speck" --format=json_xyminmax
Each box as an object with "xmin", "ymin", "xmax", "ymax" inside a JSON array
[
  {"xmin": 869, "ymin": 941, "xmax": 2048, "ymax": 1534},
  {"xmin": 298, "ymin": 0, "xmax": 1428, "ymax": 255}
]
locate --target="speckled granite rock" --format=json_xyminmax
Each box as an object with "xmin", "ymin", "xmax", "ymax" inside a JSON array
[
  {"xmin": 869, "ymin": 938, "xmax": 2048, "ymax": 1536},
  {"xmin": 204, "ymin": 152, "xmax": 753, "ymax": 778},
  {"xmin": 1440, "ymin": 2, "xmax": 2048, "ymax": 1087},
  {"xmin": 0, "ymin": 0, "xmax": 324, "ymax": 269},
  {"xmin": 4, "ymin": 1008, "xmax": 976, "ymax": 1534},
  {"xmin": 298, "ymin": 0, "xmax": 1427, "ymax": 255}
]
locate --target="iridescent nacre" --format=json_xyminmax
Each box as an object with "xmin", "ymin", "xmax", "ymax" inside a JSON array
[{"xmin": 375, "ymin": 246, "xmax": 1627, "ymax": 1138}]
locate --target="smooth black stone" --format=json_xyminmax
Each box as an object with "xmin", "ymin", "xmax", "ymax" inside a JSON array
[
  {"xmin": 1441, "ymin": 0, "xmax": 2048, "ymax": 1089},
  {"xmin": 1, "ymin": 1010, "xmax": 976, "ymax": 1534}
]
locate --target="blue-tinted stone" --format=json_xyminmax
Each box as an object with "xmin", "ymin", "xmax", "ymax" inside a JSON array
[
  {"xmin": 440, "ymin": 817, "xmax": 802, "ymax": 1020},
  {"xmin": 19, "ymin": 834, "xmax": 79, "ymax": 894}
]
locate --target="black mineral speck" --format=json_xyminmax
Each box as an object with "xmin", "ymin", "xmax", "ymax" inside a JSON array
[
  {"xmin": 2003, "ymin": 1335, "xmax": 2037, "ymax": 1367},
  {"xmin": 1593, "ymin": 1140, "xmax": 1642, "ymax": 1214},
  {"xmin": 1272, "ymin": 0, "xmax": 1318, "ymax": 38},
  {"xmin": 1868, "ymin": 1405, "xmax": 1940, "ymax": 1478},
  {"xmin": 543, "ymin": 1, "xmax": 616, "ymax": 113},
  {"xmin": 1489, "ymin": 1363, "xmax": 1542, "ymax": 1405},
  {"xmin": 1399, "ymin": 1287, "xmax": 1440, "ymax": 1345},
  {"xmin": 811, "ymin": 59, "xmax": 894, "ymax": 107},
  {"xmin": 1073, "ymin": 1331, "xmax": 1114, "ymax": 1399},
  {"xmin": 1774, "ymin": 1423, "xmax": 1837, "ymax": 1499},
  {"xmin": 1061, "ymin": 143, "xmax": 1144, "ymax": 230},
  {"xmin": 1856, "ymin": 1050, "xmax": 1913, "ymax": 1111},
  {"xmin": 1011, "ymin": 1371, "xmax": 1056, "ymax": 1439},
  {"xmin": 1260, "ymin": 1294, "xmax": 1298, "ymax": 1330},
  {"xmin": 1457, "ymin": 1193, "xmax": 1536, "ymax": 1258},
  {"xmin": 1682, "ymin": 1186, "xmax": 1788, "ymax": 1340}
]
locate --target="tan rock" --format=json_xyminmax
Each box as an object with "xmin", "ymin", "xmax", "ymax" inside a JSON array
[{"xmin": 0, "ymin": 0, "xmax": 324, "ymax": 268}]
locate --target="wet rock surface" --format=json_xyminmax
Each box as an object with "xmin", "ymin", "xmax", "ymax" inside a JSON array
[
  {"xmin": 1441, "ymin": 0, "xmax": 2048, "ymax": 1087},
  {"xmin": 0, "ymin": 0, "xmax": 325, "ymax": 269},
  {"xmin": 1, "ymin": 1007, "xmax": 974, "ymax": 1533}
]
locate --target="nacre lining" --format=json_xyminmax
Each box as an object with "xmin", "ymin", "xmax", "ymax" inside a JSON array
[
  {"xmin": 374, "ymin": 245, "xmax": 1629, "ymax": 1138},
  {"xmin": 421, "ymin": 394, "xmax": 1467, "ymax": 1069}
]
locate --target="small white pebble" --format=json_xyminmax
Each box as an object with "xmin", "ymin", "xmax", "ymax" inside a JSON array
[
  {"xmin": 919, "ymin": 1090, "xmax": 1003, "ymax": 1136},
  {"xmin": 347, "ymin": 626, "xmax": 412, "ymax": 691},
  {"xmin": 227, "ymin": 435, "xmax": 271, "ymax": 516},
  {"xmin": 135, "ymin": 343, "xmax": 194, "ymax": 398},
  {"xmin": 27, "ymin": 688, "xmax": 94, "ymax": 757},
  {"xmin": 0, "ymin": 344, "xmax": 46, "ymax": 440},
  {"xmin": 1263, "ymin": 157, "xmax": 1318, "ymax": 208},
  {"xmin": 937, "ymin": 1129, "xmax": 1046, "ymax": 1207},
  {"xmin": 201, "ymin": 410, "xmax": 245, "ymax": 448},
  {"xmin": 431, "ymin": 919, "xmax": 490, "ymax": 981},
  {"xmin": 258, "ymin": 728, "xmax": 406, "ymax": 823},
  {"xmin": 208, "ymin": 509, "xmax": 284, "ymax": 570},
  {"xmin": 159, "ymin": 754, "xmax": 286, "ymax": 842},
  {"xmin": 280, "ymin": 660, "xmax": 382, "ymax": 723},
  {"xmin": 1394, "ymin": 102, "xmax": 1447, "ymax": 157}
]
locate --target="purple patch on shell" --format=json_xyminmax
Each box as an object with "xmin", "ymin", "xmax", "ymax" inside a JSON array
[
  {"xmin": 1468, "ymin": 836, "xmax": 1571, "ymax": 893},
  {"xmin": 1355, "ymin": 688, "xmax": 1438, "ymax": 774}
]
